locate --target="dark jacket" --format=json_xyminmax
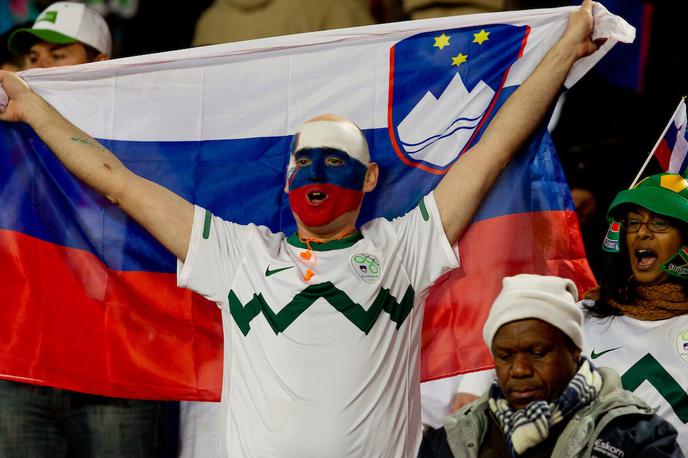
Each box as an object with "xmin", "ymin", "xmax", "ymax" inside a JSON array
[{"xmin": 419, "ymin": 368, "xmax": 684, "ymax": 458}]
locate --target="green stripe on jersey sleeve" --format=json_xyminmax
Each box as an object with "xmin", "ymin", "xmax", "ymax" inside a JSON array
[
  {"xmin": 202, "ymin": 210, "xmax": 212, "ymax": 239},
  {"xmin": 419, "ymin": 197, "xmax": 430, "ymax": 222}
]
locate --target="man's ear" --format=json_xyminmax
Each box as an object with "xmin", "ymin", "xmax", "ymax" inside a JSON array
[
  {"xmin": 284, "ymin": 168, "xmax": 294, "ymax": 193},
  {"xmin": 571, "ymin": 347, "xmax": 581, "ymax": 364},
  {"xmin": 363, "ymin": 163, "xmax": 378, "ymax": 193},
  {"xmin": 94, "ymin": 53, "xmax": 109, "ymax": 62}
]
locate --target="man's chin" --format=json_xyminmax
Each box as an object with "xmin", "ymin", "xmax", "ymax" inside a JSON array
[
  {"xmin": 293, "ymin": 209, "xmax": 359, "ymax": 237},
  {"xmin": 293, "ymin": 204, "xmax": 335, "ymax": 228},
  {"xmin": 509, "ymin": 400, "xmax": 534, "ymax": 410},
  {"xmin": 506, "ymin": 391, "xmax": 544, "ymax": 410}
]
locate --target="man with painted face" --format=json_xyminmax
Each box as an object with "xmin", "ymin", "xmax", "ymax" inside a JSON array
[
  {"xmin": 0, "ymin": 1, "xmax": 599, "ymax": 455},
  {"xmin": 286, "ymin": 117, "xmax": 374, "ymax": 241}
]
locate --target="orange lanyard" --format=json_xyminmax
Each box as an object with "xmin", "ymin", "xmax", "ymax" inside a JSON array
[{"xmin": 297, "ymin": 228, "xmax": 356, "ymax": 281}]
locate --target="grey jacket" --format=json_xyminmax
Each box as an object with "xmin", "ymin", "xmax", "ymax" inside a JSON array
[{"xmin": 439, "ymin": 368, "xmax": 682, "ymax": 458}]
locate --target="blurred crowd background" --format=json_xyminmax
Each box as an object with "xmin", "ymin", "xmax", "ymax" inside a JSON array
[{"xmin": 0, "ymin": 0, "xmax": 685, "ymax": 280}]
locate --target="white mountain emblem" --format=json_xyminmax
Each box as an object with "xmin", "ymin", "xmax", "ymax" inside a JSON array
[{"xmin": 397, "ymin": 73, "xmax": 494, "ymax": 167}]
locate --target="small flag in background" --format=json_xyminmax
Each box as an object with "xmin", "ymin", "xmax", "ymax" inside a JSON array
[{"xmin": 653, "ymin": 98, "xmax": 688, "ymax": 174}]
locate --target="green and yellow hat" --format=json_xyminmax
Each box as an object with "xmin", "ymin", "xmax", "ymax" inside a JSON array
[{"xmin": 608, "ymin": 173, "xmax": 688, "ymax": 224}]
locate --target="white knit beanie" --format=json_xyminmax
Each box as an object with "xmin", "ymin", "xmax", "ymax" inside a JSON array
[{"xmin": 482, "ymin": 274, "xmax": 583, "ymax": 352}]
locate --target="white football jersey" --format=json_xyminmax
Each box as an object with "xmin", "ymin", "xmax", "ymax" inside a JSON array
[
  {"xmin": 178, "ymin": 192, "xmax": 458, "ymax": 457},
  {"xmin": 583, "ymin": 309, "xmax": 688, "ymax": 451}
]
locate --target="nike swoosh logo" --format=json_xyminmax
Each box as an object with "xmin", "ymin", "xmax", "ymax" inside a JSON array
[
  {"xmin": 265, "ymin": 265, "xmax": 294, "ymax": 277},
  {"xmin": 591, "ymin": 346, "xmax": 622, "ymax": 359}
]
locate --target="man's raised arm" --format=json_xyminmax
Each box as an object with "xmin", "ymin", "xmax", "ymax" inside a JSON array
[
  {"xmin": 0, "ymin": 70, "xmax": 194, "ymax": 261},
  {"xmin": 435, "ymin": 0, "xmax": 599, "ymax": 245}
]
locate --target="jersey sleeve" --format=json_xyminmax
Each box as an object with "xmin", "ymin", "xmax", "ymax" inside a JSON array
[
  {"xmin": 456, "ymin": 369, "xmax": 495, "ymax": 396},
  {"xmin": 390, "ymin": 191, "xmax": 459, "ymax": 294},
  {"xmin": 177, "ymin": 205, "xmax": 253, "ymax": 304}
]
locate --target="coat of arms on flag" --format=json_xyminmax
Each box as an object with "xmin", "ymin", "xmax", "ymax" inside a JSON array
[{"xmin": 389, "ymin": 24, "xmax": 528, "ymax": 173}]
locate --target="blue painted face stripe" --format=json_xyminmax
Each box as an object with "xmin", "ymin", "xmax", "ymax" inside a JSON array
[
  {"xmin": 0, "ymin": 88, "xmax": 572, "ymax": 273},
  {"xmin": 289, "ymin": 148, "xmax": 367, "ymax": 192}
]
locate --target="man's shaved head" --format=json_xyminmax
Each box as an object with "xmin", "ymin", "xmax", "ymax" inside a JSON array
[
  {"xmin": 302, "ymin": 113, "xmax": 353, "ymax": 124},
  {"xmin": 290, "ymin": 115, "xmax": 370, "ymax": 170}
]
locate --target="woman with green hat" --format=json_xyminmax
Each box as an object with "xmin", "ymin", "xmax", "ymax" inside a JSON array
[{"xmin": 582, "ymin": 172, "xmax": 688, "ymax": 451}]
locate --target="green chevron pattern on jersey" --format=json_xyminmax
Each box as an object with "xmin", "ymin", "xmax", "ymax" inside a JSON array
[
  {"xmin": 621, "ymin": 353, "xmax": 688, "ymax": 423},
  {"xmin": 180, "ymin": 194, "xmax": 458, "ymax": 456},
  {"xmin": 228, "ymin": 282, "xmax": 415, "ymax": 336}
]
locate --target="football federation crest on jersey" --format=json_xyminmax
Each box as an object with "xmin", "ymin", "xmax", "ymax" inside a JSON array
[
  {"xmin": 676, "ymin": 330, "xmax": 688, "ymax": 363},
  {"xmin": 350, "ymin": 253, "xmax": 381, "ymax": 284},
  {"xmin": 388, "ymin": 24, "xmax": 529, "ymax": 173}
]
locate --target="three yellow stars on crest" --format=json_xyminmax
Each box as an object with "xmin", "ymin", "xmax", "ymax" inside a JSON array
[
  {"xmin": 432, "ymin": 29, "xmax": 490, "ymax": 67},
  {"xmin": 433, "ymin": 33, "xmax": 451, "ymax": 50},
  {"xmin": 452, "ymin": 53, "xmax": 468, "ymax": 67},
  {"xmin": 473, "ymin": 29, "xmax": 490, "ymax": 45}
]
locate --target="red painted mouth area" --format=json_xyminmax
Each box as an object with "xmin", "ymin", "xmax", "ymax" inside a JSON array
[
  {"xmin": 289, "ymin": 183, "xmax": 363, "ymax": 227},
  {"xmin": 306, "ymin": 188, "xmax": 328, "ymax": 206}
]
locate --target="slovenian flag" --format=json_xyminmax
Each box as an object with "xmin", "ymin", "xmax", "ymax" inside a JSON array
[
  {"xmin": 653, "ymin": 98, "xmax": 688, "ymax": 175},
  {"xmin": 0, "ymin": 5, "xmax": 633, "ymax": 399}
]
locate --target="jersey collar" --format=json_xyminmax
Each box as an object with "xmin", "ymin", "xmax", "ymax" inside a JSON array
[{"xmin": 287, "ymin": 230, "xmax": 363, "ymax": 251}]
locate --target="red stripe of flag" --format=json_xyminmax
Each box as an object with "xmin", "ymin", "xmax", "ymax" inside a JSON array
[
  {"xmin": 421, "ymin": 209, "xmax": 595, "ymax": 381},
  {"xmin": 0, "ymin": 229, "xmax": 223, "ymax": 400}
]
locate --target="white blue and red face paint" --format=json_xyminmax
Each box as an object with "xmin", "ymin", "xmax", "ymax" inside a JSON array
[{"xmin": 288, "ymin": 147, "xmax": 368, "ymax": 227}]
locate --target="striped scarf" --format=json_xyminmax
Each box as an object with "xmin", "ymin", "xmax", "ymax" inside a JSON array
[{"xmin": 487, "ymin": 357, "xmax": 602, "ymax": 457}]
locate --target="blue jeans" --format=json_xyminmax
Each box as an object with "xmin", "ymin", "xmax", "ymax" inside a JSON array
[{"xmin": 0, "ymin": 380, "xmax": 170, "ymax": 458}]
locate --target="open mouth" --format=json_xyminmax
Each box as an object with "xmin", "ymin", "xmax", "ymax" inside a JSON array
[
  {"xmin": 307, "ymin": 190, "xmax": 328, "ymax": 205},
  {"xmin": 634, "ymin": 249, "xmax": 657, "ymax": 271}
]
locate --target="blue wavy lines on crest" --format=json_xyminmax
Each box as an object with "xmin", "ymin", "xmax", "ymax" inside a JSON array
[{"xmin": 400, "ymin": 112, "xmax": 485, "ymax": 153}]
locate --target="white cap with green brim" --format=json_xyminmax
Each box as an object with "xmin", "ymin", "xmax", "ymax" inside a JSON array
[{"xmin": 8, "ymin": 2, "xmax": 111, "ymax": 56}]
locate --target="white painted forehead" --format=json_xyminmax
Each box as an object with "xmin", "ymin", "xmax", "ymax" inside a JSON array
[{"xmin": 293, "ymin": 120, "xmax": 370, "ymax": 164}]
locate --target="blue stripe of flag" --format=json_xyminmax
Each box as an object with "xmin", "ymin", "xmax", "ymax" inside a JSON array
[{"xmin": 0, "ymin": 95, "xmax": 572, "ymax": 273}]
